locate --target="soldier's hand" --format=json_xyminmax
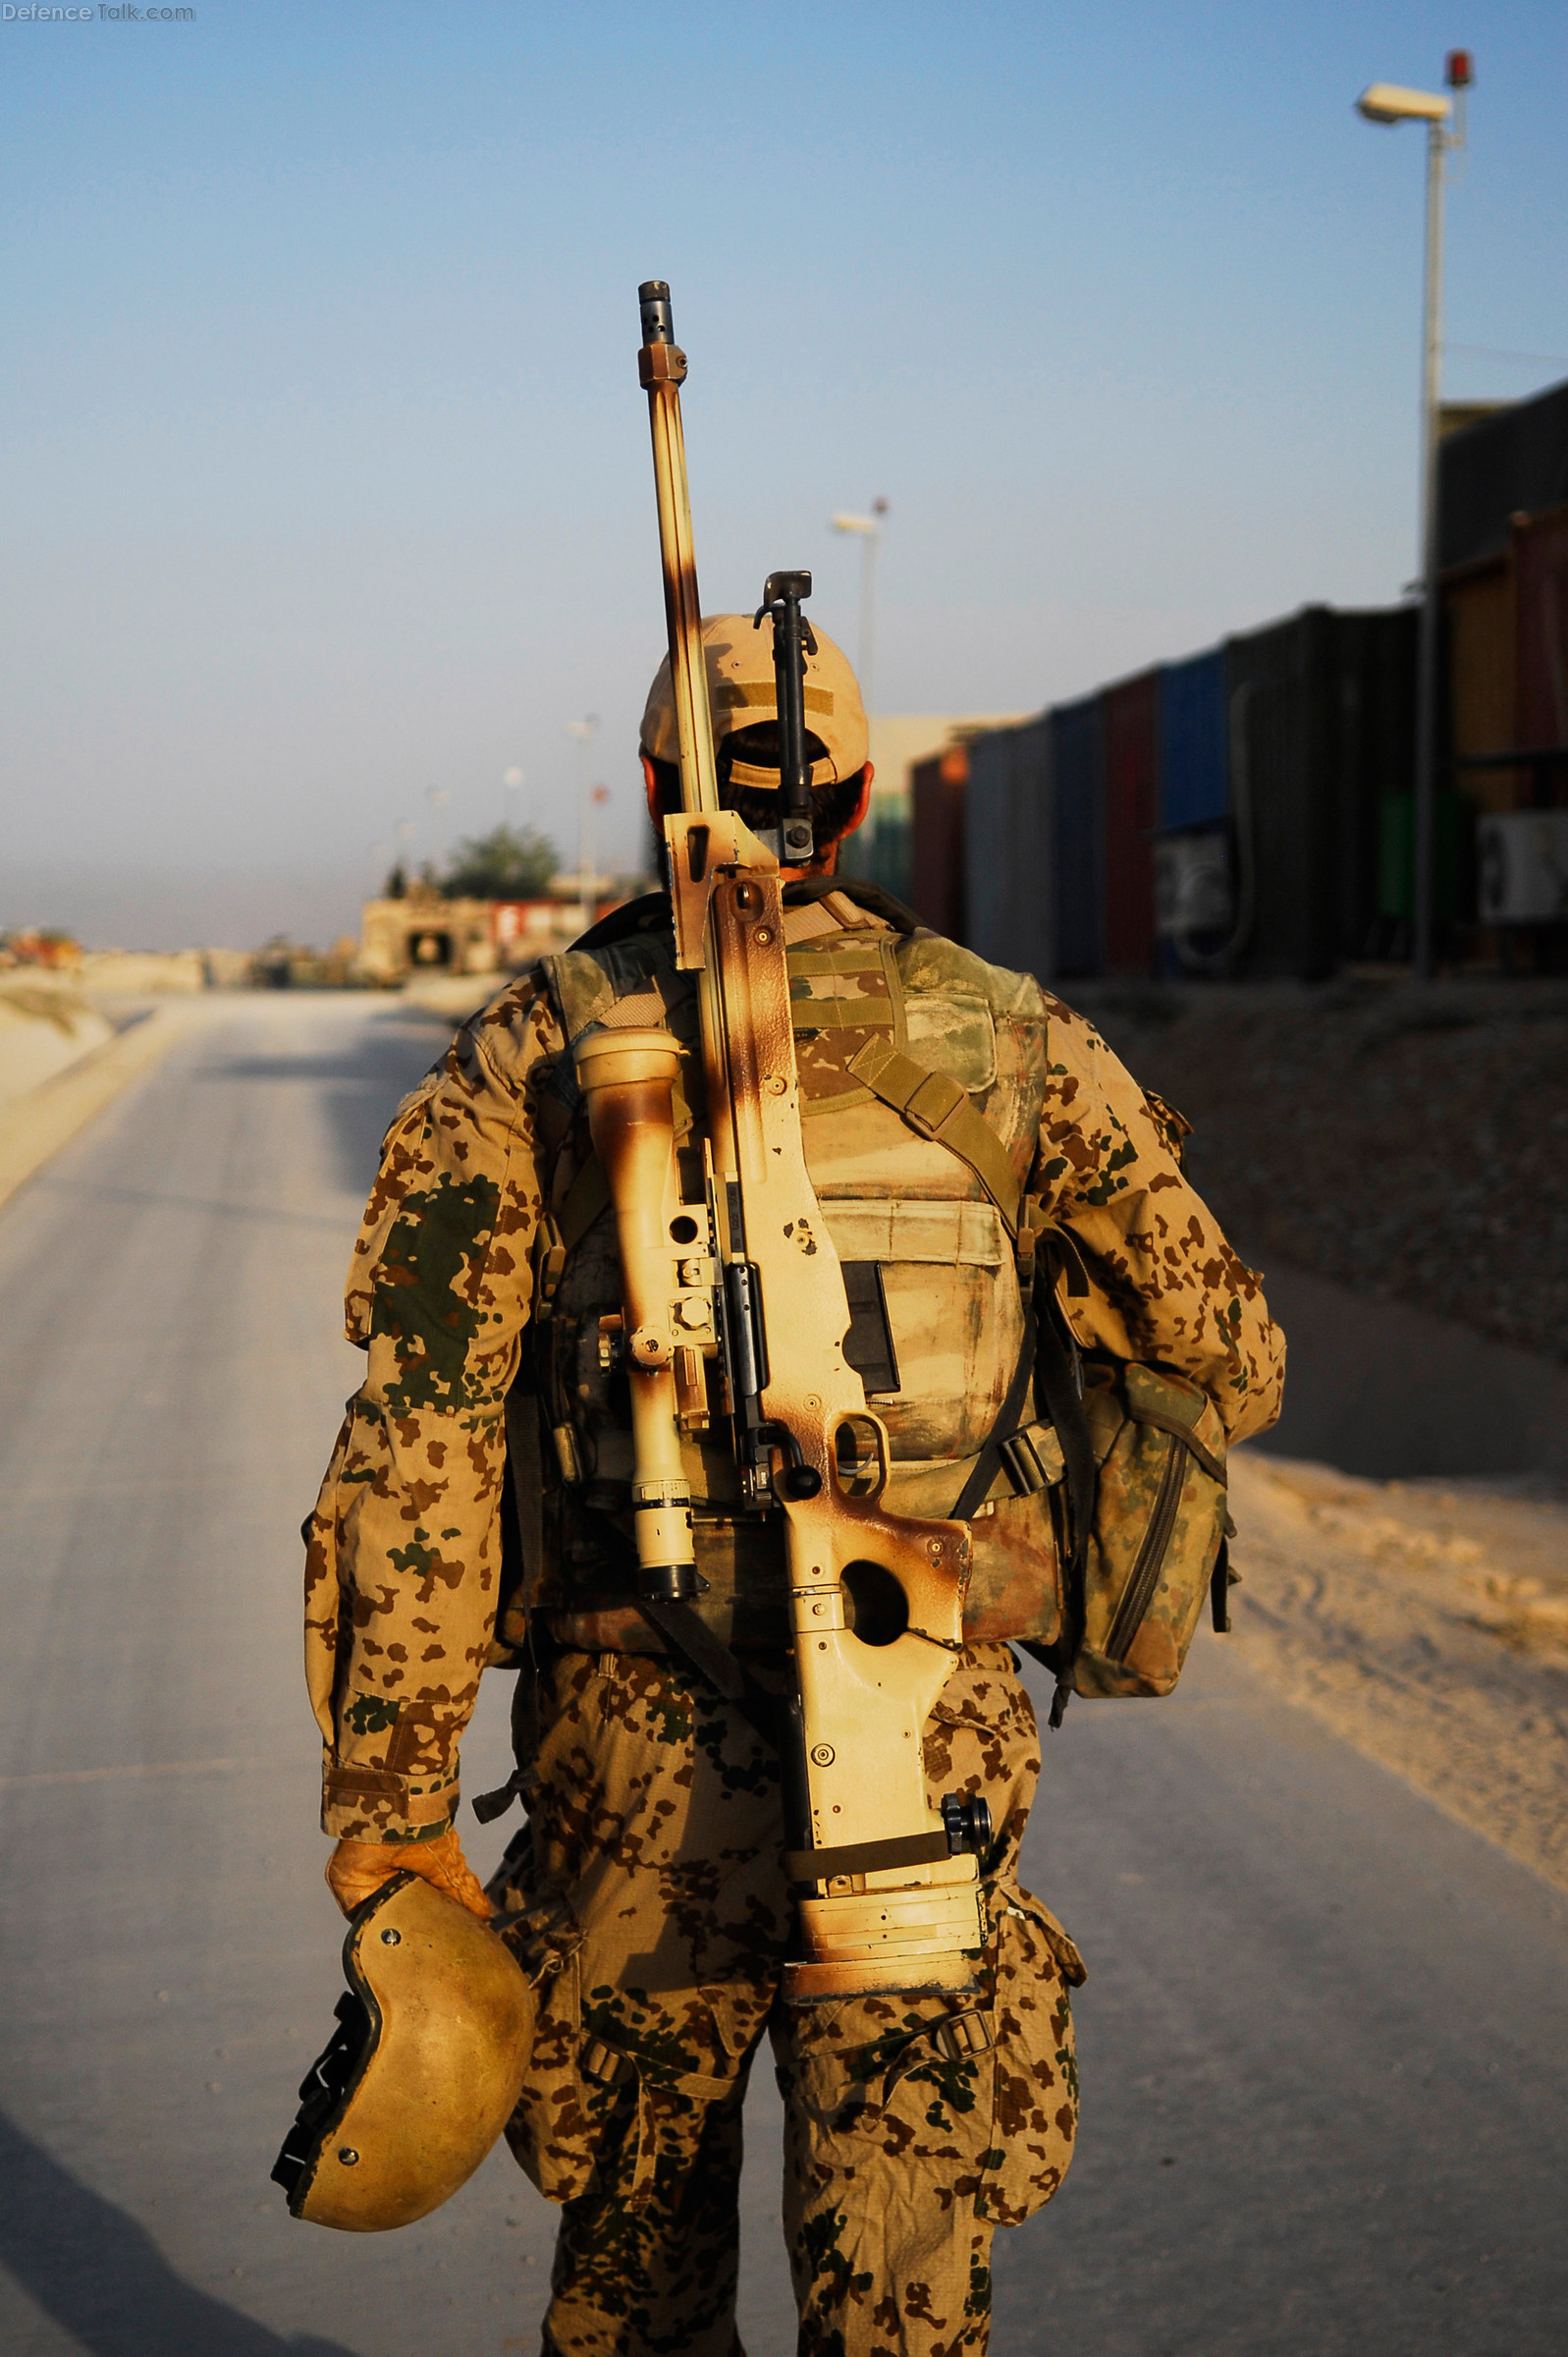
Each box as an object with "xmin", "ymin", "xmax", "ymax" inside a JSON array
[{"xmin": 325, "ymin": 1826, "xmax": 493, "ymax": 1924}]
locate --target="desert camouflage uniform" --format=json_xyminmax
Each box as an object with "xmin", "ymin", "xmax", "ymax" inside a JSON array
[{"xmin": 303, "ymin": 884, "xmax": 1283, "ymax": 2355}]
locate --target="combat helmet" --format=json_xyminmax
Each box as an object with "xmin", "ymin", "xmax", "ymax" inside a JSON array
[{"xmin": 272, "ymin": 1870, "xmax": 536, "ymax": 2231}]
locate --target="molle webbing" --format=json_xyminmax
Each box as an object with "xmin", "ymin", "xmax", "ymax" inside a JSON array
[{"xmin": 846, "ymin": 1037, "xmax": 1023, "ymax": 1237}]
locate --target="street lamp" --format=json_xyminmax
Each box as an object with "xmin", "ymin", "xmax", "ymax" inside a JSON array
[
  {"xmin": 565, "ymin": 717, "xmax": 601, "ymax": 932},
  {"xmin": 830, "ymin": 500, "xmax": 889, "ymax": 716},
  {"xmin": 1356, "ymin": 51, "xmax": 1471, "ymax": 981}
]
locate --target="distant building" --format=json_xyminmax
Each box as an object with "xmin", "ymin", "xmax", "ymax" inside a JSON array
[
  {"xmin": 0, "ymin": 929, "xmax": 81, "ymax": 972},
  {"xmin": 357, "ymin": 881, "xmax": 649, "ymax": 985},
  {"xmin": 357, "ymin": 892, "xmax": 500, "ymax": 985}
]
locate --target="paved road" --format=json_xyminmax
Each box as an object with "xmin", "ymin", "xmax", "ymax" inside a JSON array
[{"xmin": 0, "ymin": 994, "xmax": 1564, "ymax": 2357}]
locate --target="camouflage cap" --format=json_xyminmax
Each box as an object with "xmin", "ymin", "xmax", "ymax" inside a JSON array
[{"xmin": 639, "ymin": 614, "xmax": 869, "ymax": 787}]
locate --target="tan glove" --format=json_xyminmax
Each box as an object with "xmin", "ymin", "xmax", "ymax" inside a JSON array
[{"xmin": 325, "ymin": 1825, "xmax": 493, "ymax": 1924}]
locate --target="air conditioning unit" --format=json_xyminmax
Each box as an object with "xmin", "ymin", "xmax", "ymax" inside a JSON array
[
  {"xmin": 1477, "ymin": 811, "xmax": 1568, "ymax": 923},
  {"xmin": 1154, "ymin": 826, "xmax": 1232, "ymax": 940}
]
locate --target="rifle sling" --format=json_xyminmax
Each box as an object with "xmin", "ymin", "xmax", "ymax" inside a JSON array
[
  {"xmin": 949, "ymin": 1306, "xmax": 1039, "ymax": 1521},
  {"xmin": 558, "ymin": 1504, "xmax": 785, "ymax": 1753},
  {"xmin": 556, "ymin": 1153, "xmax": 612, "ymax": 1255},
  {"xmin": 1020, "ymin": 1295, "xmax": 1099, "ymax": 1726},
  {"xmin": 631, "ymin": 1596, "xmax": 786, "ymax": 1754}
]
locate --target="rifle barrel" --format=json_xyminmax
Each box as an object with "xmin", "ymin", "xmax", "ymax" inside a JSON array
[{"xmin": 637, "ymin": 282, "xmax": 720, "ymax": 817}]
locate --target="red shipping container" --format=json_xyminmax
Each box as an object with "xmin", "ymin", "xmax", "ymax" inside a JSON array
[
  {"xmin": 910, "ymin": 746, "xmax": 968, "ymax": 941},
  {"xmin": 1102, "ymin": 669, "xmax": 1160, "ymax": 971},
  {"xmin": 1513, "ymin": 503, "xmax": 1568, "ymax": 804}
]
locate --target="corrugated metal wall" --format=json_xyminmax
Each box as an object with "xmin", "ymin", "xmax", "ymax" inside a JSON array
[
  {"xmin": 1159, "ymin": 650, "xmax": 1227, "ymax": 830},
  {"xmin": 1437, "ymin": 378, "xmax": 1568, "ymax": 573},
  {"xmin": 909, "ymin": 747, "xmax": 968, "ymax": 940},
  {"xmin": 1225, "ymin": 609, "xmax": 1340, "ymax": 978},
  {"xmin": 1333, "ymin": 606, "xmax": 1417, "ymax": 959},
  {"xmin": 963, "ymin": 718, "xmax": 1052, "ymax": 978},
  {"xmin": 1102, "ymin": 670, "xmax": 1159, "ymax": 973},
  {"xmin": 1049, "ymin": 695, "xmax": 1106, "ymax": 978},
  {"xmin": 1225, "ymin": 606, "xmax": 1424, "ymax": 973},
  {"xmin": 929, "ymin": 593, "xmax": 1437, "ymax": 975},
  {"xmin": 1514, "ymin": 503, "xmax": 1568, "ymax": 794},
  {"xmin": 1443, "ymin": 561, "xmax": 1518, "ymax": 811}
]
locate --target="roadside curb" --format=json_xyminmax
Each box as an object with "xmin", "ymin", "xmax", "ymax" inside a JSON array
[{"xmin": 0, "ymin": 1006, "xmax": 195, "ymax": 1216}]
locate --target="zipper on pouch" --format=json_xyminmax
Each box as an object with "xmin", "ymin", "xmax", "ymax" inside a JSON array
[{"xmin": 1105, "ymin": 1435, "xmax": 1188, "ymax": 1662}]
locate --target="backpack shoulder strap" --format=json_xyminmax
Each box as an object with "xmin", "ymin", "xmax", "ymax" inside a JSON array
[{"xmin": 846, "ymin": 1035, "xmax": 1023, "ymax": 1236}]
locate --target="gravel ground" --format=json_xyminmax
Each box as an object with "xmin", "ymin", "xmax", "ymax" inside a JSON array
[{"xmin": 1071, "ymin": 975, "xmax": 1568, "ymax": 1368}]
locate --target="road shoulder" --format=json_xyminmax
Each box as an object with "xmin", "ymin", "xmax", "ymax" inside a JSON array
[
  {"xmin": 0, "ymin": 1006, "xmax": 196, "ymax": 1216},
  {"xmin": 1226, "ymin": 1447, "xmax": 1568, "ymax": 1893}
]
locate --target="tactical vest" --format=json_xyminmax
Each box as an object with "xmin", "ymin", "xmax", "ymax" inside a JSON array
[{"xmin": 501, "ymin": 882, "xmax": 1062, "ymax": 1655}]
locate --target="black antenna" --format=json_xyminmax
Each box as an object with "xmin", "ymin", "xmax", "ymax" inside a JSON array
[{"xmin": 754, "ymin": 571, "xmax": 817, "ymax": 866}]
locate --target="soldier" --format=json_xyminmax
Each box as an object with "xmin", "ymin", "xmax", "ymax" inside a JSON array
[{"xmin": 305, "ymin": 618, "xmax": 1283, "ymax": 2357}]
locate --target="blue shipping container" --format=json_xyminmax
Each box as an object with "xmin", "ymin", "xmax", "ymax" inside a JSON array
[
  {"xmin": 1160, "ymin": 648, "xmax": 1227, "ymax": 831},
  {"xmin": 963, "ymin": 720, "xmax": 1052, "ymax": 977},
  {"xmin": 1049, "ymin": 695, "xmax": 1106, "ymax": 978}
]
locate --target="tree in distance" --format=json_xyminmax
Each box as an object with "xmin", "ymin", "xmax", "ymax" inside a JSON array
[{"xmin": 438, "ymin": 825, "xmax": 562, "ymax": 901}]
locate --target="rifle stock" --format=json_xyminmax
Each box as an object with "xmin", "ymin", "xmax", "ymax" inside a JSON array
[{"xmin": 571, "ymin": 282, "xmax": 989, "ymax": 1999}]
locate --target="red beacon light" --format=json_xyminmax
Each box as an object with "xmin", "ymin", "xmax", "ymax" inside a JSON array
[{"xmin": 1445, "ymin": 50, "xmax": 1474, "ymax": 88}]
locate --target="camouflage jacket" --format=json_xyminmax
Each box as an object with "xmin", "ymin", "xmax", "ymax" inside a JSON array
[{"xmin": 304, "ymin": 888, "xmax": 1284, "ymax": 1841}]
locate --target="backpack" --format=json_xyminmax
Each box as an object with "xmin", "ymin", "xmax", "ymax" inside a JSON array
[{"xmin": 961, "ymin": 1211, "xmax": 1235, "ymax": 1727}]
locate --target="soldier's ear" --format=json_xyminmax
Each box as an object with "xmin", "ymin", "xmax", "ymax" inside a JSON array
[
  {"xmin": 641, "ymin": 753, "xmax": 660, "ymax": 826},
  {"xmin": 840, "ymin": 763, "xmax": 874, "ymax": 838}
]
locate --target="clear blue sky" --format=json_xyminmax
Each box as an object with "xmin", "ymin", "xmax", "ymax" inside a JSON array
[{"xmin": 3, "ymin": 0, "xmax": 1564, "ymax": 947}]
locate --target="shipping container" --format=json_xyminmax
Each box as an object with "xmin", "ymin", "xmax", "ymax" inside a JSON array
[
  {"xmin": 1225, "ymin": 605, "xmax": 1423, "ymax": 975},
  {"xmin": 1442, "ymin": 558, "xmax": 1518, "ymax": 814},
  {"xmin": 1437, "ymin": 377, "xmax": 1568, "ymax": 574},
  {"xmin": 1514, "ymin": 502, "xmax": 1568, "ymax": 801},
  {"xmin": 1102, "ymin": 670, "xmax": 1160, "ymax": 972},
  {"xmin": 1224, "ymin": 612, "xmax": 1328, "ymax": 976},
  {"xmin": 1159, "ymin": 649, "xmax": 1227, "ymax": 831},
  {"xmin": 1332, "ymin": 604, "xmax": 1418, "ymax": 958},
  {"xmin": 963, "ymin": 718, "xmax": 1053, "ymax": 978},
  {"xmin": 1378, "ymin": 793, "xmax": 1470, "ymax": 926},
  {"xmin": 837, "ymin": 790, "xmax": 914, "ymax": 904},
  {"xmin": 1049, "ymin": 695, "xmax": 1106, "ymax": 977},
  {"xmin": 909, "ymin": 746, "xmax": 968, "ymax": 941}
]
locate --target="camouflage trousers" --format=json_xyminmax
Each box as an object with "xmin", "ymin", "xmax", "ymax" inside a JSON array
[{"xmin": 489, "ymin": 1641, "xmax": 1083, "ymax": 2357}]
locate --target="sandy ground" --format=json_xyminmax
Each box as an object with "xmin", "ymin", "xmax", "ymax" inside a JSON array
[
  {"xmin": 0, "ymin": 982, "xmax": 113, "ymax": 1107},
  {"xmin": 1226, "ymin": 1448, "xmax": 1568, "ymax": 1892}
]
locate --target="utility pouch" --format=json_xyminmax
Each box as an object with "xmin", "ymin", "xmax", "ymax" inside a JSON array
[
  {"xmin": 996, "ymin": 1210, "xmax": 1232, "ymax": 1713},
  {"xmin": 1076, "ymin": 1360, "xmax": 1229, "ymax": 1695},
  {"xmin": 1034, "ymin": 1352, "xmax": 1230, "ymax": 1707}
]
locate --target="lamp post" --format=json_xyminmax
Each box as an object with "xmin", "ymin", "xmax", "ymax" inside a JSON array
[
  {"xmin": 565, "ymin": 717, "xmax": 600, "ymax": 932},
  {"xmin": 1356, "ymin": 52, "xmax": 1471, "ymax": 981},
  {"xmin": 830, "ymin": 500, "xmax": 889, "ymax": 716}
]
